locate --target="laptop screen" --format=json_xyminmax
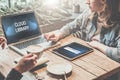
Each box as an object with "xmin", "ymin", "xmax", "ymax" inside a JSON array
[{"xmin": 1, "ymin": 12, "xmax": 41, "ymax": 44}]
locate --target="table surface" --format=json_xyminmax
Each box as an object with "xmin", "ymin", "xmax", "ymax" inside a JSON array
[{"xmin": 0, "ymin": 36, "xmax": 120, "ymax": 80}]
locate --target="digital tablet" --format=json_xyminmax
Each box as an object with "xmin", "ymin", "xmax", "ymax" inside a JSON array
[{"xmin": 52, "ymin": 42, "xmax": 93, "ymax": 60}]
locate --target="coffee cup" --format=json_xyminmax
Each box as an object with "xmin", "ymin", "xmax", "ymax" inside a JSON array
[
  {"xmin": 27, "ymin": 45, "xmax": 44, "ymax": 57},
  {"xmin": 73, "ymin": 3, "xmax": 80, "ymax": 13}
]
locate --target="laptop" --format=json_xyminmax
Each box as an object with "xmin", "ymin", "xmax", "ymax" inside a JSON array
[{"xmin": 1, "ymin": 11, "xmax": 52, "ymax": 56}]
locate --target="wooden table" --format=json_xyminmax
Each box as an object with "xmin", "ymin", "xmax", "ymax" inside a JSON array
[{"xmin": 0, "ymin": 36, "xmax": 120, "ymax": 80}]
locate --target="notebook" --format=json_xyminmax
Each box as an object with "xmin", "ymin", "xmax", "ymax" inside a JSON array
[
  {"xmin": 52, "ymin": 42, "xmax": 93, "ymax": 60},
  {"xmin": 1, "ymin": 11, "xmax": 52, "ymax": 56}
]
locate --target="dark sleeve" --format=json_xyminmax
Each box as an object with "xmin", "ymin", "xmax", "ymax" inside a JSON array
[{"xmin": 5, "ymin": 68, "xmax": 23, "ymax": 80}]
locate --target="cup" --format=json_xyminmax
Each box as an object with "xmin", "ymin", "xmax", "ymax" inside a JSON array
[
  {"xmin": 27, "ymin": 45, "xmax": 44, "ymax": 57},
  {"xmin": 73, "ymin": 3, "xmax": 80, "ymax": 13}
]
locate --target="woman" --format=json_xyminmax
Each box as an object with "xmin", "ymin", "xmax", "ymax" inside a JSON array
[{"xmin": 44, "ymin": 0, "xmax": 120, "ymax": 62}]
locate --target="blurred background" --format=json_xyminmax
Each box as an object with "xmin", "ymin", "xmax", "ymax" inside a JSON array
[{"xmin": 0, "ymin": 0, "xmax": 88, "ymax": 34}]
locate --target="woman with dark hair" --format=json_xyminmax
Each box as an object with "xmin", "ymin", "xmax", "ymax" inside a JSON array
[{"xmin": 45, "ymin": 0, "xmax": 120, "ymax": 62}]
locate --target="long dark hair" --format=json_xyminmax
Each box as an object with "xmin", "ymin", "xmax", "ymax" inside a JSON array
[{"xmin": 106, "ymin": 0, "xmax": 120, "ymax": 24}]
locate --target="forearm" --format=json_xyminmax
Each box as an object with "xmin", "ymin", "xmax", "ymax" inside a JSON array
[
  {"xmin": 95, "ymin": 43, "xmax": 108, "ymax": 54},
  {"xmin": 87, "ymin": 41, "xmax": 108, "ymax": 54},
  {"xmin": 5, "ymin": 68, "xmax": 23, "ymax": 80},
  {"xmin": 60, "ymin": 10, "xmax": 91, "ymax": 39},
  {"xmin": 60, "ymin": 21, "xmax": 78, "ymax": 38},
  {"xmin": 105, "ymin": 47, "xmax": 120, "ymax": 62},
  {"xmin": 95, "ymin": 44, "xmax": 120, "ymax": 62}
]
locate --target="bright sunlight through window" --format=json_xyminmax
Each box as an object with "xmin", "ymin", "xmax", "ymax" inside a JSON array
[{"xmin": 44, "ymin": 0, "xmax": 60, "ymax": 8}]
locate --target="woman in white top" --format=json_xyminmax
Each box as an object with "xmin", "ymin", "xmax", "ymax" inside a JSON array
[{"xmin": 44, "ymin": 0, "xmax": 120, "ymax": 62}]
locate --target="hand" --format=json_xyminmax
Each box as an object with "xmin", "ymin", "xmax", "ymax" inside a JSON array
[
  {"xmin": 0, "ymin": 37, "xmax": 7, "ymax": 49},
  {"xmin": 87, "ymin": 41, "xmax": 101, "ymax": 49},
  {"xmin": 91, "ymin": 34, "xmax": 100, "ymax": 41},
  {"xmin": 87, "ymin": 40, "xmax": 108, "ymax": 54},
  {"xmin": 14, "ymin": 54, "xmax": 38, "ymax": 73},
  {"xmin": 44, "ymin": 30, "xmax": 63, "ymax": 42}
]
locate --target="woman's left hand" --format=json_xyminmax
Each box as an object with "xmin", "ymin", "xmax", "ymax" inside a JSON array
[{"xmin": 87, "ymin": 40, "xmax": 108, "ymax": 54}]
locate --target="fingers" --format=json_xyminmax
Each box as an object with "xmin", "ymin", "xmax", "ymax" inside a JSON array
[
  {"xmin": 0, "ymin": 37, "xmax": 7, "ymax": 42},
  {"xmin": 86, "ymin": 41, "xmax": 91, "ymax": 46},
  {"xmin": 0, "ymin": 38, "xmax": 5, "ymax": 44},
  {"xmin": 91, "ymin": 38, "xmax": 99, "ymax": 41},
  {"xmin": 26, "ymin": 54, "xmax": 38, "ymax": 61},
  {"xmin": 44, "ymin": 33, "xmax": 51, "ymax": 41},
  {"xmin": 29, "ymin": 55, "xmax": 38, "ymax": 65},
  {"xmin": 44, "ymin": 35, "xmax": 49, "ymax": 41},
  {"xmin": 0, "ymin": 37, "xmax": 7, "ymax": 49},
  {"xmin": 44, "ymin": 31, "xmax": 62, "ymax": 42},
  {"xmin": 24, "ymin": 54, "xmax": 38, "ymax": 64},
  {"xmin": 21, "ymin": 54, "xmax": 37, "ymax": 66},
  {"xmin": 48, "ymin": 37, "xmax": 58, "ymax": 42},
  {"xmin": 24, "ymin": 53, "xmax": 34, "ymax": 58},
  {"xmin": 1, "ymin": 42, "xmax": 6, "ymax": 49},
  {"xmin": 44, "ymin": 33, "xmax": 56, "ymax": 41},
  {"xmin": 86, "ymin": 41, "xmax": 99, "ymax": 49},
  {"xmin": 91, "ymin": 35, "xmax": 100, "ymax": 41}
]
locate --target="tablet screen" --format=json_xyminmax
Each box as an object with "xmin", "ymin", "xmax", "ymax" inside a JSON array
[{"xmin": 52, "ymin": 42, "xmax": 93, "ymax": 60}]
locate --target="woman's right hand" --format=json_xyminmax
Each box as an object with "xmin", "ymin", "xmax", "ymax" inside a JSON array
[{"xmin": 44, "ymin": 30, "xmax": 63, "ymax": 42}]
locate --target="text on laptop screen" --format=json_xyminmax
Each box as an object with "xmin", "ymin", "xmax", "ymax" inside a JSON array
[{"xmin": 2, "ymin": 12, "xmax": 41, "ymax": 44}]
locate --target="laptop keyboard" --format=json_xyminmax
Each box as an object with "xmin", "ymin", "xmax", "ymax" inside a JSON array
[{"xmin": 14, "ymin": 37, "xmax": 47, "ymax": 49}]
